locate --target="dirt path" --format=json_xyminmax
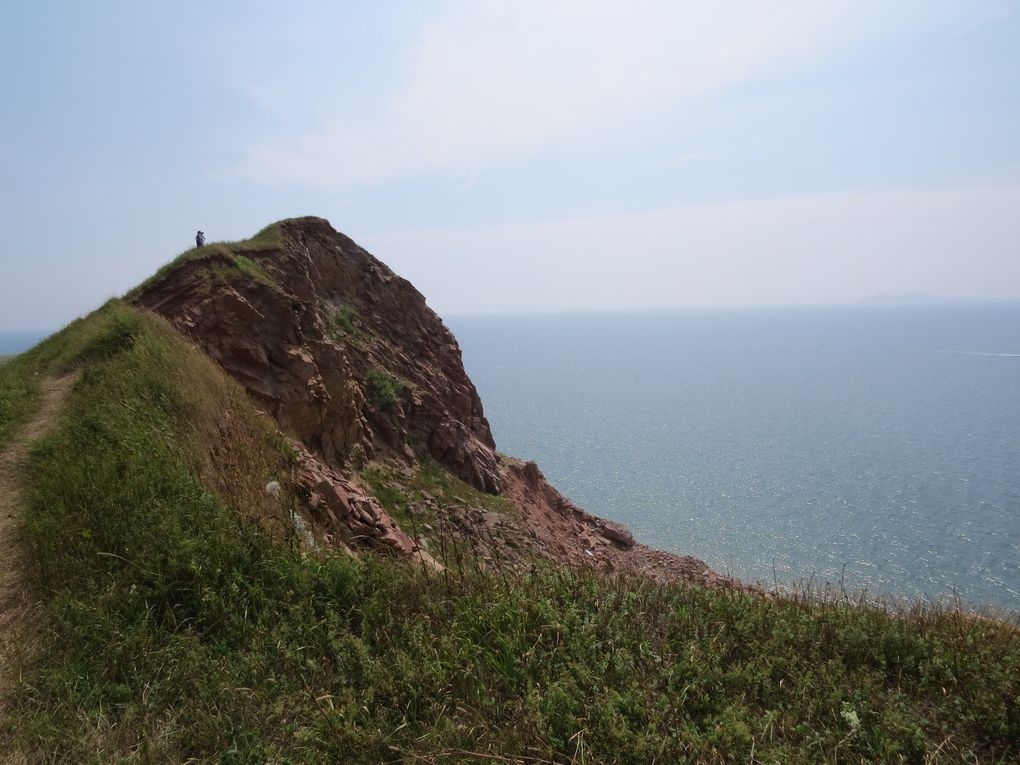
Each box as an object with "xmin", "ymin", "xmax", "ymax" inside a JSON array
[{"xmin": 0, "ymin": 373, "xmax": 78, "ymax": 760}]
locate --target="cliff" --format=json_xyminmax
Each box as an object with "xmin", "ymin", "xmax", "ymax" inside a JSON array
[{"xmin": 130, "ymin": 217, "xmax": 728, "ymax": 585}]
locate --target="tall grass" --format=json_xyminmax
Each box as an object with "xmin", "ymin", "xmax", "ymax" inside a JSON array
[
  {"xmin": 2, "ymin": 302, "xmax": 1018, "ymax": 763},
  {"xmin": 0, "ymin": 354, "xmax": 39, "ymax": 447}
]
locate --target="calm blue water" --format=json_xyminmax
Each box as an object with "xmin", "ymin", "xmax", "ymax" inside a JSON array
[
  {"xmin": 0, "ymin": 332, "xmax": 46, "ymax": 355},
  {"xmin": 449, "ymin": 305, "xmax": 1020, "ymax": 613}
]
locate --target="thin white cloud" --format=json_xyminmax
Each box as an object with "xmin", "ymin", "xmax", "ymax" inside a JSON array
[
  {"xmin": 235, "ymin": 0, "xmax": 895, "ymax": 191},
  {"xmin": 358, "ymin": 186, "xmax": 1020, "ymax": 314}
]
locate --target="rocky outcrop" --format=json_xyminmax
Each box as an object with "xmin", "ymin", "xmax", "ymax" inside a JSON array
[
  {"xmin": 133, "ymin": 217, "xmax": 497, "ymax": 492},
  {"xmin": 501, "ymin": 459, "xmax": 732, "ymax": 585},
  {"xmin": 289, "ymin": 443, "xmax": 440, "ymax": 569},
  {"xmin": 132, "ymin": 217, "xmax": 734, "ymax": 587}
]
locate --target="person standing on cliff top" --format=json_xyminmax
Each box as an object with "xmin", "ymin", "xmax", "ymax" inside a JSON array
[{"xmin": 195, "ymin": 230, "xmax": 205, "ymax": 248}]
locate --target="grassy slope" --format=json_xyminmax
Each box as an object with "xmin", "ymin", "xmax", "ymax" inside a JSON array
[
  {"xmin": 1, "ymin": 304, "xmax": 1018, "ymax": 762},
  {"xmin": 0, "ymin": 305, "xmax": 154, "ymax": 449},
  {"xmin": 122, "ymin": 222, "xmax": 284, "ymax": 302},
  {"xmin": 0, "ymin": 356, "xmax": 37, "ymax": 446}
]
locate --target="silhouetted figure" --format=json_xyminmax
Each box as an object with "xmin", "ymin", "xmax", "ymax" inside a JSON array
[{"xmin": 195, "ymin": 230, "xmax": 205, "ymax": 247}]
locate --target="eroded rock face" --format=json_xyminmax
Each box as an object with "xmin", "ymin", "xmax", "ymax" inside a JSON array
[
  {"xmin": 133, "ymin": 217, "xmax": 498, "ymax": 492},
  {"xmin": 133, "ymin": 218, "xmax": 735, "ymax": 588},
  {"xmin": 290, "ymin": 443, "xmax": 440, "ymax": 570}
]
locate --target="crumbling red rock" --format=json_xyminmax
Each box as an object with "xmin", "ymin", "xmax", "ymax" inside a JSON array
[{"xmin": 133, "ymin": 217, "xmax": 736, "ymax": 588}]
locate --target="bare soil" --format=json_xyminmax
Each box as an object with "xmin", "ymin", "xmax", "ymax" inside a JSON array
[{"xmin": 0, "ymin": 373, "xmax": 77, "ymax": 763}]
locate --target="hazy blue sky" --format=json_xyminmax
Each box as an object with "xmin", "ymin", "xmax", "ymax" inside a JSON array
[{"xmin": 2, "ymin": 1, "xmax": 1018, "ymax": 331}]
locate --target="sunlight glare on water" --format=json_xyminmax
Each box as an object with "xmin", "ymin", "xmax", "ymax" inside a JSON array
[{"xmin": 451, "ymin": 304, "xmax": 1020, "ymax": 612}]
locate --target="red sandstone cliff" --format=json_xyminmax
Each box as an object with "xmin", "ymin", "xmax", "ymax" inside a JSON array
[{"xmin": 131, "ymin": 217, "xmax": 730, "ymax": 586}]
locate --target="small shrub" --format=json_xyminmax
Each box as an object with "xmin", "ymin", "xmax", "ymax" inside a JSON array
[
  {"xmin": 330, "ymin": 306, "xmax": 360, "ymax": 340},
  {"xmin": 365, "ymin": 370, "xmax": 401, "ymax": 411},
  {"xmin": 272, "ymin": 432, "xmax": 299, "ymax": 463}
]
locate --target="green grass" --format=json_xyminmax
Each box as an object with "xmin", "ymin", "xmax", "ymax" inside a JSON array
[
  {"xmin": 362, "ymin": 460, "xmax": 510, "ymax": 533},
  {"xmin": 123, "ymin": 223, "xmax": 286, "ymax": 301},
  {"xmin": 0, "ymin": 304, "xmax": 147, "ymax": 447},
  {"xmin": 2, "ymin": 302, "xmax": 1019, "ymax": 763},
  {"xmin": 328, "ymin": 305, "xmax": 361, "ymax": 343},
  {"xmin": 0, "ymin": 353, "xmax": 39, "ymax": 447},
  {"xmin": 230, "ymin": 254, "xmax": 278, "ymax": 287}
]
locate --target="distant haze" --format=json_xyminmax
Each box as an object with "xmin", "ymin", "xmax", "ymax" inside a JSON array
[
  {"xmin": 2, "ymin": 2, "xmax": 1019, "ymax": 330},
  {"xmin": 363, "ymin": 188, "xmax": 1020, "ymax": 315}
]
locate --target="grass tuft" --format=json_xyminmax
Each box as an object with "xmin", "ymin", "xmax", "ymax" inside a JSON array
[
  {"xmin": 328, "ymin": 305, "xmax": 360, "ymax": 342},
  {"xmin": 230, "ymin": 254, "xmax": 277, "ymax": 287}
]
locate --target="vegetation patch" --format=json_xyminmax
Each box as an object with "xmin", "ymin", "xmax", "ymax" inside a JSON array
[
  {"xmin": 123, "ymin": 223, "xmax": 285, "ymax": 300},
  {"xmin": 360, "ymin": 461, "xmax": 514, "ymax": 567},
  {"xmin": 328, "ymin": 305, "xmax": 361, "ymax": 341},
  {"xmin": 365, "ymin": 369, "xmax": 402, "ymax": 411},
  {"xmin": 230, "ymin": 254, "xmax": 277, "ymax": 288},
  {"xmin": 362, "ymin": 460, "xmax": 510, "ymax": 528}
]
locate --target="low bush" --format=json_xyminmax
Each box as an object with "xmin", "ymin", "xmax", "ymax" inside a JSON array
[{"xmin": 366, "ymin": 370, "xmax": 402, "ymax": 411}]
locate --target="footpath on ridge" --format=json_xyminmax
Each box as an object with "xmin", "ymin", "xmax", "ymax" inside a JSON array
[{"xmin": 0, "ymin": 373, "xmax": 77, "ymax": 762}]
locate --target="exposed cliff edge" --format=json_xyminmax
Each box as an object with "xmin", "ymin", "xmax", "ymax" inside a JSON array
[{"xmin": 130, "ymin": 217, "xmax": 730, "ymax": 586}]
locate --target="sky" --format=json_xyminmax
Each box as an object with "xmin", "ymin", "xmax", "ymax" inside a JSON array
[{"xmin": 1, "ymin": 1, "xmax": 1018, "ymax": 331}]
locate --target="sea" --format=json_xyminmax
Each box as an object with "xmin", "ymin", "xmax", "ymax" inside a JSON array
[
  {"xmin": 449, "ymin": 304, "xmax": 1020, "ymax": 614},
  {"xmin": 0, "ymin": 332, "xmax": 48, "ymax": 355}
]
